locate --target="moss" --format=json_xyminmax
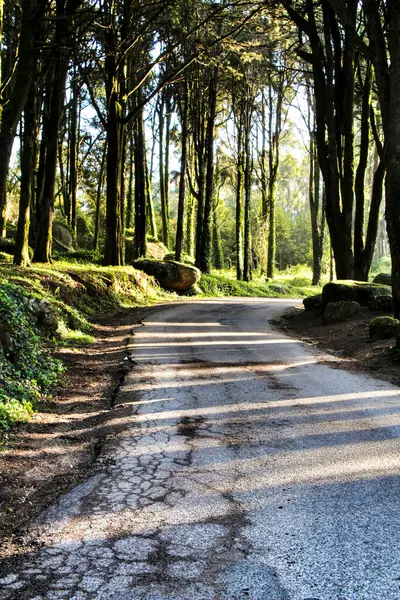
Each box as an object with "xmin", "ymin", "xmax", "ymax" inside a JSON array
[{"xmin": 369, "ymin": 316, "xmax": 399, "ymax": 341}]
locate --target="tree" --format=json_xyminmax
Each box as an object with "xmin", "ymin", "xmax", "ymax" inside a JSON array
[
  {"xmin": 0, "ymin": 0, "xmax": 44, "ymax": 238},
  {"xmin": 361, "ymin": 0, "xmax": 400, "ymax": 315},
  {"xmin": 34, "ymin": 0, "xmax": 84, "ymax": 263}
]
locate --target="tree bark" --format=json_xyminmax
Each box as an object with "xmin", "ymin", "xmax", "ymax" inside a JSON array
[
  {"xmin": 14, "ymin": 78, "xmax": 36, "ymax": 265},
  {"xmin": 93, "ymin": 140, "xmax": 107, "ymax": 251},
  {"xmin": 69, "ymin": 71, "xmax": 79, "ymax": 232},
  {"xmin": 200, "ymin": 65, "xmax": 219, "ymax": 273},
  {"xmin": 235, "ymin": 111, "xmax": 244, "ymax": 280},
  {"xmin": 175, "ymin": 80, "xmax": 188, "ymax": 262},
  {"xmin": 133, "ymin": 101, "xmax": 146, "ymax": 259},
  {"xmin": 158, "ymin": 98, "xmax": 167, "ymax": 245},
  {"xmin": 0, "ymin": 0, "xmax": 37, "ymax": 237},
  {"xmin": 243, "ymin": 104, "xmax": 252, "ymax": 282},
  {"xmin": 385, "ymin": 0, "xmax": 400, "ymax": 317}
]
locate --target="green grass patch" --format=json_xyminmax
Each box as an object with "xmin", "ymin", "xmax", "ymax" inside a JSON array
[{"xmin": 198, "ymin": 268, "xmax": 321, "ymax": 298}]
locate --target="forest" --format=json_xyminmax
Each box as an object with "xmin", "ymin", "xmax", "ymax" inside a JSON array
[{"xmin": 0, "ymin": 0, "xmax": 399, "ymax": 309}]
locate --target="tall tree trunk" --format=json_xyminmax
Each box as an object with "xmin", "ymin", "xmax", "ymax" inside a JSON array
[
  {"xmin": 285, "ymin": 0, "xmax": 356, "ymax": 279},
  {"xmin": 385, "ymin": 0, "xmax": 400, "ymax": 318},
  {"xmin": 235, "ymin": 112, "xmax": 244, "ymax": 280},
  {"xmin": 200, "ymin": 66, "xmax": 218, "ymax": 273},
  {"xmin": 307, "ymin": 86, "xmax": 324, "ymax": 286},
  {"xmin": 0, "ymin": 0, "xmax": 4, "ymax": 127},
  {"xmin": 164, "ymin": 96, "xmax": 172, "ymax": 248},
  {"xmin": 103, "ymin": 0, "xmax": 126, "ymax": 266},
  {"xmin": 186, "ymin": 188, "xmax": 195, "ymax": 257},
  {"xmin": 145, "ymin": 145, "xmax": 158, "ymax": 240},
  {"xmin": 266, "ymin": 84, "xmax": 282, "ymax": 280},
  {"xmin": 0, "ymin": 0, "xmax": 37, "ymax": 237},
  {"xmin": 126, "ymin": 130, "xmax": 134, "ymax": 230},
  {"xmin": 34, "ymin": 1, "xmax": 73, "ymax": 262},
  {"xmin": 175, "ymin": 80, "xmax": 188, "ymax": 261},
  {"xmin": 35, "ymin": 65, "xmax": 54, "ymax": 231},
  {"xmin": 93, "ymin": 140, "xmax": 107, "ymax": 251},
  {"xmin": 34, "ymin": 0, "xmax": 83, "ymax": 262},
  {"xmin": 14, "ymin": 78, "xmax": 36, "ymax": 265},
  {"xmin": 158, "ymin": 98, "xmax": 167, "ymax": 245},
  {"xmin": 243, "ymin": 105, "xmax": 252, "ymax": 282},
  {"xmin": 69, "ymin": 71, "xmax": 79, "ymax": 233},
  {"xmin": 133, "ymin": 101, "xmax": 146, "ymax": 259}
]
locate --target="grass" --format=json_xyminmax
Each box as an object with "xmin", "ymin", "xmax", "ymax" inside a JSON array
[{"xmin": 197, "ymin": 266, "xmax": 322, "ymax": 299}]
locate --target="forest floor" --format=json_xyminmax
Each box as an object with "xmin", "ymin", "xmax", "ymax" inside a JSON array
[
  {"xmin": 1, "ymin": 300, "xmax": 399, "ymax": 560},
  {"xmin": 0, "ymin": 305, "xmax": 155, "ymax": 559},
  {"xmin": 279, "ymin": 304, "xmax": 400, "ymax": 387}
]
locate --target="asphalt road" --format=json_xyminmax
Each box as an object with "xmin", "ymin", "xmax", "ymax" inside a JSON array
[{"xmin": 1, "ymin": 298, "xmax": 400, "ymax": 600}]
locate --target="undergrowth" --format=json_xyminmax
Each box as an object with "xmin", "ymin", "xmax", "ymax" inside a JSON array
[
  {"xmin": 0, "ymin": 262, "xmax": 173, "ymax": 436},
  {"xmin": 198, "ymin": 268, "xmax": 320, "ymax": 298},
  {"xmin": 0, "ymin": 279, "xmax": 64, "ymax": 433}
]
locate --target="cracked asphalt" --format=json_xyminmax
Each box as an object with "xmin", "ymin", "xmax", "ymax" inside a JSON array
[{"xmin": 1, "ymin": 298, "xmax": 400, "ymax": 600}]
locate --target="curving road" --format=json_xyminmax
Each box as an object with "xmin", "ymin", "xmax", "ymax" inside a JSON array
[{"xmin": 1, "ymin": 298, "xmax": 400, "ymax": 600}]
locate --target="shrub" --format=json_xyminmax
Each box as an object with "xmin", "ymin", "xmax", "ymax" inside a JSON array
[{"xmin": 0, "ymin": 279, "xmax": 64, "ymax": 432}]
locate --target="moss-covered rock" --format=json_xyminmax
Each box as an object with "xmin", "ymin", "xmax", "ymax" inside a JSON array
[
  {"xmin": 369, "ymin": 316, "xmax": 399, "ymax": 341},
  {"xmin": 303, "ymin": 294, "xmax": 323, "ymax": 312},
  {"xmin": 164, "ymin": 252, "xmax": 195, "ymax": 266},
  {"xmin": 373, "ymin": 273, "xmax": 392, "ymax": 286},
  {"xmin": 52, "ymin": 223, "xmax": 75, "ymax": 253},
  {"xmin": 125, "ymin": 239, "xmax": 168, "ymax": 263},
  {"xmin": 322, "ymin": 280, "xmax": 391, "ymax": 308},
  {"xmin": 131, "ymin": 259, "xmax": 200, "ymax": 291},
  {"xmin": 368, "ymin": 295, "xmax": 393, "ymax": 312},
  {"xmin": 324, "ymin": 301, "xmax": 361, "ymax": 324}
]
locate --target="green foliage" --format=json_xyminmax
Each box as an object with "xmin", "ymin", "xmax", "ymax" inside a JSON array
[
  {"xmin": 198, "ymin": 269, "xmax": 319, "ymax": 298},
  {"xmin": 164, "ymin": 252, "xmax": 195, "ymax": 265},
  {"xmin": 0, "ymin": 262, "xmax": 174, "ymax": 436},
  {"xmin": 0, "ymin": 279, "xmax": 64, "ymax": 433},
  {"xmin": 0, "ymin": 252, "xmax": 12, "ymax": 263},
  {"xmin": 370, "ymin": 255, "xmax": 391, "ymax": 277},
  {"xmin": 56, "ymin": 249, "xmax": 104, "ymax": 264}
]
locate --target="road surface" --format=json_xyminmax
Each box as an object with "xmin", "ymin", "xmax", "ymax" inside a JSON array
[{"xmin": 1, "ymin": 298, "xmax": 400, "ymax": 600}]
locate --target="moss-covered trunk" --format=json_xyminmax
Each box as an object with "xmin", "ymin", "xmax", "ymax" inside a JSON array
[
  {"xmin": 386, "ymin": 1, "xmax": 400, "ymax": 317},
  {"xmin": 14, "ymin": 78, "xmax": 36, "ymax": 266},
  {"xmin": 0, "ymin": 0, "xmax": 36, "ymax": 238}
]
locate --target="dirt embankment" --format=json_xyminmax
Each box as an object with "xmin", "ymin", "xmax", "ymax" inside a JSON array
[
  {"xmin": 280, "ymin": 304, "xmax": 400, "ymax": 387},
  {"xmin": 0, "ymin": 307, "xmax": 154, "ymax": 559}
]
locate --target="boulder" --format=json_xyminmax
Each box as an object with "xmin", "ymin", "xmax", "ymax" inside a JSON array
[
  {"xmin": 131, "ymin": 259, "xmax": 200, "ymax": 291},
  {"xmin": 0, "ymin": 325, "xmax": 18, "ymax": 363},
  {"xmin": 322, "ymin": 282, "xmax": 355, "ymax": 307},
  {"xmin": 324, "ymin": 301, "xmax": 361, "ymax": 324},
  {"xmin": 353, "ymin": 284, "xmax": 390, "ymax": 306},
  {"xmin": 322, "ymin": 280, "xmax": 391, "ymax": 308},
  {"xmin": 36, "ymin": 300, "xmax": 59, "ymax": 332},
  {"xmin": 52, "ymin": 223, "xmax": 74, "ymax": 253},
  {"xmin": 368, "ymin": 295, "xmax": 393, "ymax": 312},
  {"xmin": 303, "ymin": 294, "xmax": 323, "ymax": 312},
  {"xmin": 369, "ymin": 316, "xmax": 399, "ymax": 341},
  {"xmin": 373, "ymin": 273, "xmax": 392, "ymax": 286}
]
